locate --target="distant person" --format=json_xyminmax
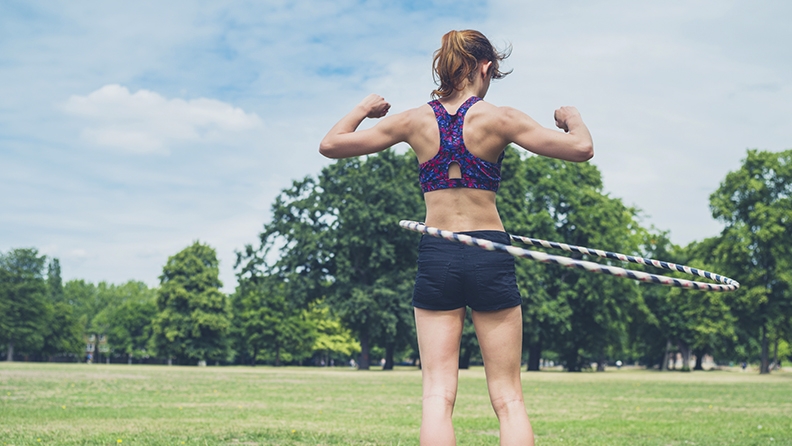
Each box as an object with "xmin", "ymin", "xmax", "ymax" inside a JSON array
[{"xmin": 320, "ymin": 29, "xmax": 593, "ymax": 446}]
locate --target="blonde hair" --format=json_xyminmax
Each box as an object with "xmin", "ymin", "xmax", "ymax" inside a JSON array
[{"xmin": 431, "ymin": 30, "xmax": 511, "ymax": 99}]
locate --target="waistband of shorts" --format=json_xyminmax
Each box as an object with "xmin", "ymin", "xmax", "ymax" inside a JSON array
[{"xmin": 421, "ymin": 230, "xmax": 510, "ymax": 244}]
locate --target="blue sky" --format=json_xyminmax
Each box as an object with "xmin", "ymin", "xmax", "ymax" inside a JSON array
[{"xmin": 2, "ymin": 0, "xmax": 791, "ymax": 291}]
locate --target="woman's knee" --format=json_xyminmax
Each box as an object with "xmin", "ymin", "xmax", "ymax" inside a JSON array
[
  {"xmin": 423, "ymin": 384, "xmax": 458, "ymax": 406},
  {"xmin": 490, "ymin": 393, "xmax": 527, "ymax": 418}
]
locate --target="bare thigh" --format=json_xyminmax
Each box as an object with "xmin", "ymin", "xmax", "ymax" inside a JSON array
[
  {"xmin": 471, "ymin": 306, "xmax": 525, "ymax": 410},
  {"xmin": 414, "ymin": 307, "xmax": 466, "ymax": 401}
]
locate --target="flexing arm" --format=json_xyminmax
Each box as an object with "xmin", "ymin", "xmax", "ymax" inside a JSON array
[
  {"xmin": 501, "ymin": 106, "xmax": 593, "ymax": 162},
  {"xmin": 319, "ymin": 94, "xmax": 407, "ymax": 159}
]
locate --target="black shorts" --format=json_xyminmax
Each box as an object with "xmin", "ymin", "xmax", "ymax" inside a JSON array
[{"xmin": 411, "ymin": 230, "xmax": 522, "ymax": 312}]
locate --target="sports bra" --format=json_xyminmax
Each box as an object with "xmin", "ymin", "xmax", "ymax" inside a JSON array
[{"xmin": 418, "ymin": 96, "xmax": 504, "ymax": 193}]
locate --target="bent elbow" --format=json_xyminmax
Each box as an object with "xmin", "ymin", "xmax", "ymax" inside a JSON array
[
  {"xmin": 581, "ymin": 143, "xmax": 594, "ymax": 161},
  {"xmin": 574, "ymin": 141, "xmax": 594, "ymax": 162},
  {"xmin": 318, "ymin": 139, "xmax": 337, "ymax": 158}
]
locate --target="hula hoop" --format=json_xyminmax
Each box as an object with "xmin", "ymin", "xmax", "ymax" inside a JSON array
[{"xmin": 399, "ymin": 220, "xmax": 739, "ymax": 292}]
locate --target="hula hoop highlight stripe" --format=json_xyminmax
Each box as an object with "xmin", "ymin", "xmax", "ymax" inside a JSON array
[{"xmin": 399, "ymin": 220, "xmax": 739, "ymax": 292}]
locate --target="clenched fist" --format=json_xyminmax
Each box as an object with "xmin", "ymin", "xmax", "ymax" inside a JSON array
[
  {"xmin": 358, "ymin": 94, "xmax": 391, "ymax": 119},
  {"xmin": 554, "ymin": 106, "xmax": 581, "ymax": 133}
]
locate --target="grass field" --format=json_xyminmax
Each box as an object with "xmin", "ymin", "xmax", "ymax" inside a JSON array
[{"xmin": 1, "ymin": 363, "xmax": 791, "ymax": 445}]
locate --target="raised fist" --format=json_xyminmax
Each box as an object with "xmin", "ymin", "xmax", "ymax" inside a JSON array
[
  {"xmin": 359, "ymin": 94, "xmax": 391, "ymax": 119},
  {"xmin": 554, "ymin": 106, "xmax": 580, "ymax": 133}
]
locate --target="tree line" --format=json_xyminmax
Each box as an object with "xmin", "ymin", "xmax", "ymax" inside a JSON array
[
  {"xmin": 2, "ymin": 148, "xmax": 790, "ymax": 373},
  {"xmin": 0, "ymin": 244, "xmax": 359, "ymax": 367}
]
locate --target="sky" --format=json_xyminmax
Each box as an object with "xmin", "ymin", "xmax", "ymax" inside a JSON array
[{"xmin": 1, "ymin": 0, "xmax": 791, "ymax": 292}]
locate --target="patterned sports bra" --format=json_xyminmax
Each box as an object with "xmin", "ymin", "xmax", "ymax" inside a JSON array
[{"xmin": 418, "ymin": 96, "xmax": 504, "ymax": 193}]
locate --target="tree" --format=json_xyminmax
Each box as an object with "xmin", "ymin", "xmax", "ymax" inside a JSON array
[
  {"xmin": 498, "ymin": 149, "xmax": 646, "ymax": 371},
  {"xmin": 233, "ymin": 276, "xmax": 315, "ymax": 366},
  {"xmin": 92, "ymin": 281, "xmax": 157, "ymax": 363},
  {"xmin": 151, "ymin": 242, "xmax": 231, "ymax": 365},
  {"xmin": 0, "ymin": 248, "xmax": 49, "ymax": 361},
  {"xmin": 676, "ymin": 238, "xmax": 738, "ymax": 370},
  {"xmin": 240, "ymin": 149, "xmax": 423, "ymax": 370},
  {"xmin": 631, "ymin": 234, "xmax": 737, "ymax": 371},
  {"xmin": 308, "ymin": 303, "xmax": 361, "ymax": 365},
  {"xmin": 63, "ymin": 280, "xmax": 158, "ymax": 363},
  {"xmin": 64, "ymin": 280, "xmax": 105, "ymax": 331},
  {"xmin": 63, "ymin": 280, "xmax": 124, "ymax": 363},
  {"xmin": 305, "ymin": 150, "xmax": 422, "ymax": 370},
  {"xmin": 47, "ymin": 259, "xmax": 64, "ymax": 303},
  {"xmin": 709, "ymin": 149, "xmax": 792, "ymax": 374},
  {"xmin": 40, "ymin": 258, "xmax": 84, "ymax": 360},
  {"xmin": 370, "ymin": 276, "xmax": 416, "ymax": 370}
]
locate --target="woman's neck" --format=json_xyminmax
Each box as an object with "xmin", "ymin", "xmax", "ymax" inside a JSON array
[{"xmin": 440, "ymin": 81, "xmax": 487, "ymax": 107}]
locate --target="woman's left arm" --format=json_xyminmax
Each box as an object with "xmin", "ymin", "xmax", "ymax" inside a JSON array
[{"xmin": 319, "ymin": 94, "xmax": 408, "ymax": 159}]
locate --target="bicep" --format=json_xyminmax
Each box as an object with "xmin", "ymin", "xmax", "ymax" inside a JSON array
[
  {"xmin": 502, "ymin": 108, "xmax": 590, "ymax": 162},
  {"xmin": 320, "ymin": 115, "xmax": 408, "ymax": 159}
]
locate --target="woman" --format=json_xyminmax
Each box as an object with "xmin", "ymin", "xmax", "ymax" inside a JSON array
[{"xmin": 320, "ymin": 30, "xmax": 593, "ymax": 446}]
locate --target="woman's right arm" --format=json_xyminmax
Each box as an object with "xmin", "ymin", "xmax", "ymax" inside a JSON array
[
  {"xmin": 319, "ymin": 94, "xmax": 409, "ymax": 159},
  {"xmin": 500, "ymin": 106, "xmax": 594, "ymax": 162}
]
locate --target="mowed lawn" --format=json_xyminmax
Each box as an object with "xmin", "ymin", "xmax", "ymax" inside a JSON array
[{"xmin": 1, "ymin": 363, "xmax": 791, "ymax": 445}]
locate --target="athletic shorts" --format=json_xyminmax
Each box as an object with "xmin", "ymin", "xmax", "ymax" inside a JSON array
[{"xmin": 411, "ymin": 230, "xmax": 522, "ymax": 312}]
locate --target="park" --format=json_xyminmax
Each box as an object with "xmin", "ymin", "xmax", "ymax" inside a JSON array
[
  {"xmin": 2, "ymin": 147, "xmax": 792, "ymax": 445},
  {"xmin": 2, "ymin": 2, "xmax": 792, "ymax": 445},
  {"xmin": 2, "ymin": 362, "xmax": 791, "ymax": 445}
]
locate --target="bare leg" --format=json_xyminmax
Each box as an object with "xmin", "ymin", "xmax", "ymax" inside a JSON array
[
  {"xmin": 472, "ymin": 306, "xmax": 534, "ymax": 446},
  {"xmin": 414, "ymin": 307, "xmax": 466, "ymax": 446}
]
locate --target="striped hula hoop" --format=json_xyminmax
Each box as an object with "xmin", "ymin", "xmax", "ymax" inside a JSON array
[{"xmin": 399, "ymin": 220, "xmax": 739, "ymax": 292}]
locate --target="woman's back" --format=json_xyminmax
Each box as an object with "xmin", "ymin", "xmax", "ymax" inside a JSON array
[{"xmin": 403, "ymin": 96, "xmax": 510, "ymax": 232}]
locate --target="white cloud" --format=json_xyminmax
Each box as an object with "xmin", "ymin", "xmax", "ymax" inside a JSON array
[{"xmin": 61, "ymin": 84, "xmax": 263, "ymax": 154}]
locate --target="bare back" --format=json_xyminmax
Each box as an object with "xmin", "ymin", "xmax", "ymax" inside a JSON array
[{"xmin": 404, "ymin": 99, "xmax": 509, "ymax": 233}]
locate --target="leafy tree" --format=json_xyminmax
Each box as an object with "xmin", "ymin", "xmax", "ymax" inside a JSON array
[
  {"xmin": 0, "ymin": 248, "xmax": 49, "ymax": 361},
  {"xmin": 309, "ymin": 303, "xmax": 361, "ymax": 365},
  {"xmin": 240, "ymin": 149, "xmax": 423, "ymax": 369},
  {"xmin": 63, "ymin": 280, "xmax": 127, "ymax": 363},
  {"xmin": 92, "ymin": 281, "xmax": 157, "ymax": 363},
  {"xmin": 64, "ymin": 279, "xmax": 104, "ymax": 329},
  {"xmin": 370, "ymin": 274, "xmax": 416, "ymax": 370},
  {"xmin": 676, "ymin": 238, "xmax": 738, "ymax": 370},
  {"xmin": 233, "ymin": 276, "xmax": 315, "ymax": 366},
  {"xmin": 47, "ymin": 259, "xmax": 64, "ymax": 303},
  {"xmin": 151, "ymin": 242, "xmax": 231, "ymax": 365},
  {"xmin": 319, "ymin": 151, "xmax": 422, "ymax": 369},
  {"xmin": 40, "ymin": 258, "xmax": 84, "ymax": 360},
  {"xmin": 626, "ymin": 230, "xmax": 672, "ymax": 369},
  {"xmin": 62, "ymin": 280, "xmax": 158, "ymax": 363},
  {"xmin": 632, "ymin": 234, "xmax": 737, "ymax": 371},
  {"xmin": 499, "ymin": 149, "xmax": 646, "ymax": 371},
  {"xmin": 709, "ymin": 149, "xmax": 792, "ymax": 373}
]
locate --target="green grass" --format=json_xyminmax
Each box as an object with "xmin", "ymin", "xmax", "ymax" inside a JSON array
[{"xmin": 1, "ymin": 363, "xmax": 791, "ymax": 445}]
